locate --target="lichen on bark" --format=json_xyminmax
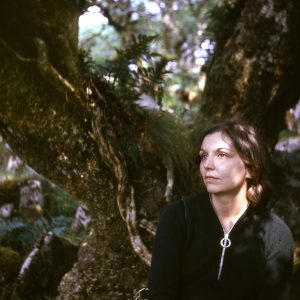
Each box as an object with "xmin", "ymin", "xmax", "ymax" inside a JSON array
[
  {"xmin": 0, "ymin": 1, "xmax": 194, "ymax": 298},
  {"xmin": 200, "ymin": 0, "xmax": 300, "ymax": 149}
]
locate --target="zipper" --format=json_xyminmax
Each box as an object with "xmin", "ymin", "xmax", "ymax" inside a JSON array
[
  {"xmin": 217, "ymin": 230, "xmax": 232, "ymax": 280},
  {"xmin": 209, "ymin": 198, "xmax": 250, "ymax": 281}
]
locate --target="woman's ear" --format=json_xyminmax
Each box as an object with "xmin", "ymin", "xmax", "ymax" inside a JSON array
[{"xmin": 245, "ymin": 169, "xmax": 251, "ymax": 179}]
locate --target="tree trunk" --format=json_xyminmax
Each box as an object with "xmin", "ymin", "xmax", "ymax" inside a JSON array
[
  {"xmin": 0, "ymin": 1, "xmax": 173, "ymax": 298},
  {"xmin": 2, "ymin": 0, "xmax": 300, "ymax": 299},
  {"xmin": 199, "ymin": 0, "xmax": 300, "ymax": 149}
]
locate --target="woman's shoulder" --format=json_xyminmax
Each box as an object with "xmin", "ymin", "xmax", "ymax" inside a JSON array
[
  {"xmin": 263, "ymin": 211, "xmax": 292, "ymax": 234},
  {"xmin": 181, "ymin": 190, "xmax": 209, "ymax": 207},
  {"xmin": 259, "ymin": 210, "xmax": 294, "ymax": 251},
  {"xmin": 161, "ymin": 191, "xmax": 208, "ymax": 220}
]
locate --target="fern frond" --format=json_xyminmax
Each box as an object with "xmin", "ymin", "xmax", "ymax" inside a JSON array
[
  {"xmin": 143, "ymin": 110, "xmax": 193, "ymax": 179},
  {"xmin": 95, "ymin": 34, "xmax": 169, "ymax": 106},
  {"xmin": 0, "ymin": 219, "xmax": 26, "ymax": 239}
]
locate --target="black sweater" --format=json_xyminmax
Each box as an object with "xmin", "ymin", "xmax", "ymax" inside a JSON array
[{"xmin": 148, "ymin": 192, "xmax": 294, "ymax": 300}]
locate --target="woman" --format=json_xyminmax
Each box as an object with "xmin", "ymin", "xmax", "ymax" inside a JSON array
[{"xmin": 148, "ymin": 121, "xmax": 294, "ymax": 300}]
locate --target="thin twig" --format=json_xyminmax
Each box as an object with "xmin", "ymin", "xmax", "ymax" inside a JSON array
[
  {"xmin": 34, "ymin": 38, "xmax": 76, "ymax": 94},
  {"xmin": 139, "ymin": 219, "xmax": 157, "ymax": 236},
  {"xmin": 163, "ymin": 160, "xmax": 174, "ymax": 201}
]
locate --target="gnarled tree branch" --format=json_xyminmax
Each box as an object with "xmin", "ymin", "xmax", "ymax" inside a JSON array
[
  {"xmin": 126, "ymin": 187, "xmax": 151, "ymax": 266},
  {"xmin": 34, "ymin": 38, "xmax": 78, "ymax": 96},
  {"xmin": 139, "ymin": 219, "xmax": 157, "ymax": 236},
  {"xmin": 0, "ymin": 37, "xmax": 36, "ymax": 63},
  {"xmin": 163, "ymin": 160, "xmax": 174, "ymax": 202},
  {"xmin": 92, "ymin": 107, "xmax": 128, "ymax": 221}
]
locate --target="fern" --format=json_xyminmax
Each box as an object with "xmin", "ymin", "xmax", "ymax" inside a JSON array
[
  {"xmin": 97, "ymin": 34, "xmax": 169, "ymax": 105},
  {"xmin": 81, "ymin": 35, "xmax": 194, "ymax": 193},
  {"xmin": 116, "ymin": 35, "xmax": 158, "ymax": 61},
  {"xmin": 205, "ymin": 0, "xmax": 246, "ymax": 48},
  {"xmin": 0, "ymin": 218, "xmax": 36, "ymax": 255},
  {"xmin": 0, "ymin": 215, "xmax": 79, "ymax": 256},
  {"xmin": 142, "ymin": 110, "xmax": 193, "ymax": 183},
  {"xmin": 0, "ymin": 219, "xmax": 26, "ymax": 240}
]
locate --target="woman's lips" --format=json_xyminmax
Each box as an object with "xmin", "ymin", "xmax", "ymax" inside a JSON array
[{"xmin": 204, "ymin": 176, "xmax": 219, "ymax": 181}]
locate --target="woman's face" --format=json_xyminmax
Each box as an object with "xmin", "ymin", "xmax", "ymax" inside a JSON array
[{"xmin": 199, "ymin": 131, "xmax": 248, "ymax": 196}]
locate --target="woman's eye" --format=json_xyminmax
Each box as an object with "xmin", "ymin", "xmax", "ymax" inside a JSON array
[
  {"xmin": 217, "ymin": 153, "xmax": 227, "ymax": 158},
  {"xmin": 199, "ymin": 154, "xmax": 207, "ymax": 161}
]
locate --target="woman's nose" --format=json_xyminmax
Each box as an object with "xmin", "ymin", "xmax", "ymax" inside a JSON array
[{"xmin": 203, "ymin": 155, "xmax": 214, "ymax": 169}]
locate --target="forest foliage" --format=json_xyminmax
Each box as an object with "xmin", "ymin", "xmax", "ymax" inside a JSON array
[{"xmin": 1, "ymin": 0, "xmax": 300, "ymax": 299}]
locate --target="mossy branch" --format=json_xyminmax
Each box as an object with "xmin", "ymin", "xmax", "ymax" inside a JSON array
[
  {"xmin": 34, "ymin": 38, "xmax": 77, "ymax": 95},
  {"xmin": 92, "ymin": 107, "xmax": 128, "ymax": 221},
  {"xmin": 142, "ymin": 110, "xmax": 193, "ymax": 186},
  {"xmin": 0, "ymin": 37, "xmax": 35, "ymax": 63},
  {"xmin": 92, "ymin": 107, "xmax": 151, "ymax": 265},
  {"xmin": 126, "ymin": 187, "xmax": 151, "ymax": 266},
  {"xmin": 139, "ymin": 219, "xmax": 157, "ymax": 236}
]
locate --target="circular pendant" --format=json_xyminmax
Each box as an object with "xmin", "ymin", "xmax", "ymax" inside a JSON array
[{"xmin": 220, "ymin": 237, "xmax": 231, "ymax": 248}]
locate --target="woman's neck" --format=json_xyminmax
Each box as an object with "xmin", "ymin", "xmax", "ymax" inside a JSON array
[{"xmin": 210, "ymin": 191, "xmax": 249, "ymax": 233}]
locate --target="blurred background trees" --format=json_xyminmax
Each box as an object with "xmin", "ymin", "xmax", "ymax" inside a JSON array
[
  {"xmin": 79, "ymin": 0, "xmax": 218, "ymax": 120},
  {"xmin": 0, "ymin": 0, "xmax": 300, "ymax": 299}
]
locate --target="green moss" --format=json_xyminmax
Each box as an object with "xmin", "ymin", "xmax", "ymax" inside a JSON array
[
  {"xmin": 278, "ymin": 130, "xmax": 300, "ymax": 141},
  {"xmin": 0, "ymin": 246, "xmax": 22, "ymax": 282}
]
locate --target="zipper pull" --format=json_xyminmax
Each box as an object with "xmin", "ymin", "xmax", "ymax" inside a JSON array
[{"xmin": 220, "ymin": 233, "xmax": 231, "ymax": 248}]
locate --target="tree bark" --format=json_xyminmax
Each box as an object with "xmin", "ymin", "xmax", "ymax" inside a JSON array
[
  {"xmin": 0, "ymin": 1, "xmax": 172, "ymax": 298},
  {"xmin": 1, "ymin": 0, "xmax": 300, "ymax": 299},
  {"xmin": 200, "ymin": 0, "xmax": 300, "ymax": 149}
]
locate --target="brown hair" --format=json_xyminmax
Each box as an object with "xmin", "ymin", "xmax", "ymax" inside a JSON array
[{"xmin": 199, "ymin": 120, "xmax": 266, "ymax": 205}]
